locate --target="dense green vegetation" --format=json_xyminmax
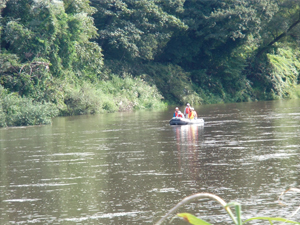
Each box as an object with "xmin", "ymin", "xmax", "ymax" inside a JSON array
[{"xmin": 1, "ymin": 0, "xmax": 300, "ymax": 126}]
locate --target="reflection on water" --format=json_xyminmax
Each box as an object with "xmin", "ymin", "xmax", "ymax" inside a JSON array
[
  {"xmin": 173, "ymin": 125, "xmax": 204, "ymax": 180},
  {"xmin": 1, "ymin": 100, "xmax": 300, "ymax": 224}
]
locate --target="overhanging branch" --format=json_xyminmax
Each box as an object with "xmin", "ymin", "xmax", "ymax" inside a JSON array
[{"xmin": 256, "ymin": 17, "xmax": 300, "ymax": 58}]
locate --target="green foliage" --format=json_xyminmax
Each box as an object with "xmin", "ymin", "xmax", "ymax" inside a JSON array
[
  {"xmin": 60, "ymin": 75, "xmax": 166, "ymax": 116},
  {"xmin": 2, "ymin": 0, "xmax": 300, "ymax": 126},
  {"xmin": 267, "ymin": 46, "xmax": 300, "ymax": 98},
  {"xmin": 95, "ymin": 0, "xmax": 299, "ymax": 105},
  {"xmin": 0, "ymin": 87, "xmax": 7, "ymax": 127},
  {"xmin": 141, "ymin": 63, "xmax": 202, "ymax": 105},
  {"xmin": 61, "ymin": 81, "xmax": 107, "ymax": 115},
  {"xmin": 0, "ymin": 51, "xmax": 20, "ymax": 75},
  {"xmin": 0, "ymin": 85, "xmax": 59, "ymax": 127},
  {"xmin": 246, "ymin": 45, "xmax": 300, "ymax": 101},
  {"xmin": 105, "ymin": 74, "xmax": 167, "ymax": 110},
  {"xmin": 4, "ymin": 20, "xmax": 33, "ymax": 57},
  {"xmin": 255, "ymin": 0, "xmax": 300, "ymax": 57},
  {"xmin": 0, "ymin": 52, "xmax": 62, "ymax": 103},
  {"xmin": 0, "ymin": 0, "xmax": 7, "ymax": 37},
  {"xmin": 63, "ymin": 0, "xmax": 96, "ymax": 15},
  {"xmin": 177, "ymin": 213, "xmax": 211, "ymax": 225},
  {"xmin": 159, "ymin": 0, "xmax": 277, "ymax": 67},
  {"xmin": 155, "ymin": 192, "xmax": 300, "ymax": 225},
  {"xmin": 2, "ymin": 0, "xmax": 103, "ymax": 79},
  {"xmin": 291, "ymin": 84, "xmax": 300, "ymax": 98},
  {"xmin": 102, "ymin": 60, "xmax": 203, "ymax": 105},
  {"xmin": 92, "ymin": 0, "xmax": 187, "ymax": 61},
  {"xmin": 99, "ymin": 74, "xmax": 166, "ymax": 111},
  {"xmin": 190, "ymin": 44, "xmax": 253, "ymax": 104}
]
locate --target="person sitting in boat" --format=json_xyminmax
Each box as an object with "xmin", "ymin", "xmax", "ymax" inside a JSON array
[
  {"xmin": 188, "ymin": 107, "xmax": 194, "ymax": 119},
  {"xmin": 173, "ymin": 107, "xmax": 184, "ymax": 118},
  {"xmin": 173, "ymin": 107, "xmax": 179, "ymax": 117},
  {"xmin": 184, "ymin": 103, "xmax": 191, "ymax": 118},
  {"xmin": 188, "ymin": 107, "xmax": 198, "ymax": 119},
  {"xmin": 177, "ymin": 111, "xmax": 184, "ymax": 118},
  {"xmin": 192, "ymin": 108, "xmax": 197, "ymax": 119}
]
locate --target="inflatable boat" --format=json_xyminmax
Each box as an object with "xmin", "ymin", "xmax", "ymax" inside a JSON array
[{"xmin": 169, "ymin": 117, "xmax": 204, "ymax": 125}]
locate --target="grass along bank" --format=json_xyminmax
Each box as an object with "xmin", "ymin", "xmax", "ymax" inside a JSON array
[{"xmin": 0, "ymin": 74, "xmax": 167, "ymax": 127}]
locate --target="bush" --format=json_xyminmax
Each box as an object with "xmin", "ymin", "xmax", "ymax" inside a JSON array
[
  {"xmin": 0, "ymin": 86, "xmax": 59, "ymax": 127},
  {"xmin": 142, "ymin": 63, "xmax": 202, "ymax": 105},
  {"xmin": 101, "ymin": 74, "xmax": 166, "ymax": 111},
  {"xmin": 267, "ymin": 46, "xmax": 300, "ymax": 98},
  {"xmin": 61, "ymin": 82, "xmax": 105, "ymax": 115},
  {"xmin": 60, "ymin": 75, "xmax": 166, "ymax": 116},
  {"xmin": 104, "ymin": 60, "xmax": 202, "ymax": 105},
  {"xmin": 247, "ymin": 45, "xmax": 300, "ymax": 101},
  {"xmin": 0, "ymin": 105, "xmax": 6, "ymax": 127}
]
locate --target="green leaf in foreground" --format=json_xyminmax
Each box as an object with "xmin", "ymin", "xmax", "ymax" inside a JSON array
[
  {"xmin": 243, "ymin": 217, "xmax": 300, "ymax": 224},
  {"xmin": 177, "ymin": 213, "xmax": 212, "ymax": 225}
]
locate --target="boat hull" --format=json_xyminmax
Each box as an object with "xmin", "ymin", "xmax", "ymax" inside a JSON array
[{"xmin": 169, "ymin": 117, "xmax": 204, "ymax": 125}]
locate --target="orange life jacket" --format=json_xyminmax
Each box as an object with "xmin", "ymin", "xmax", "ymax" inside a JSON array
[{"xmin": 185, "ymin": 107, "xmax": 190, "ymax": 115}]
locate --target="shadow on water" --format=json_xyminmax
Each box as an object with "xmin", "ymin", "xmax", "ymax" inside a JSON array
[{"xmin": 1, "ymin": 100, "xmax": 300, "ymax": 224}]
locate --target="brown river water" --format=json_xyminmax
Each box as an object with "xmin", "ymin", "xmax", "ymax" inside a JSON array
[{"xmin": 1, "ymin": 99, "xmax": 300, "ymax": 224}]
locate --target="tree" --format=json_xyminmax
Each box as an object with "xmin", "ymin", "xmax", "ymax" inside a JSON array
[
  {"xmin": 91, "ymin": 0, "xmax": 187, "ymax": 61},
  {"xmin": 159, "ymin": 0, "xmax": 278, "ymax": 66},
  {"xmin": 255, "ymin": 0, "xmax": 300, "ymax": 58},
  {"xmin": 0, "ymin": 0, "xmax": 8, "ymax": 44},
  {"xmin": 2, "ymin": 0, "xmax": 103, "ymax": 79},
  {"xmin": 155, "ymin": 0, "xmax": 281, "ymax": 102}
]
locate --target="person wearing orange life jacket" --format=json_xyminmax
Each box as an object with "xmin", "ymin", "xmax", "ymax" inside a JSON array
[
  {"xmin": 173, "ymin": 107, "xmax": 184, "ymax": 118},
  {"xmin": 184, "ymin": 103, "xmax": 191, "ymax": 118},
  {"xmin": 173, "ymin": 107, "xmax": 179, "ymax": 117}
]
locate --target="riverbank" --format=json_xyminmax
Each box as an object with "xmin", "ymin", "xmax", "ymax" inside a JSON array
[
  {"xmin": 2, "ymin": 78, "xmax": 300, "ymax": 128},
  {"xmin": 0, "ymin": 75, "xmax": 167, "ymax": 127}
]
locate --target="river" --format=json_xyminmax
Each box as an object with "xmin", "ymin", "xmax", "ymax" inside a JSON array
[{"xmin": 1, "ymin": 99, "xmax": 300, "ymax": 224}]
